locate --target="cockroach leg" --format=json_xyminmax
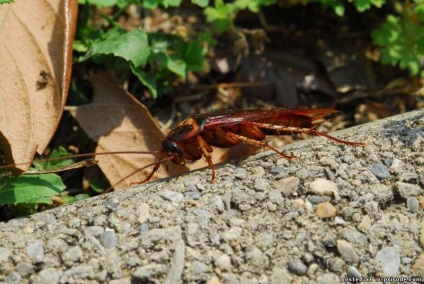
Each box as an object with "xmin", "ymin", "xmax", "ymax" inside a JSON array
[
  {"xmin": 253, "ymin": 123, "xmax": 365, "ymax": 147},
  {"xmin": 130, "ymin": 152, "xmax": 167, "ymax": 186},
  {"xmin": 226, "ymin": 132, "xmax": 297, "ymax": 159},
  {"xmin": 197, "ymin": 136, "xmax": 216, "ymax": 182}
]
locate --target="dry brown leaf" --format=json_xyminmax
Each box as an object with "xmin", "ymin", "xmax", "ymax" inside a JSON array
[
  {"xmin": 0, "ymin": 0, "xmax": 78, "ymax": 172},
  {"xmin": 68, "ymin": 72, "xmax": 184, "ymax": 189}
]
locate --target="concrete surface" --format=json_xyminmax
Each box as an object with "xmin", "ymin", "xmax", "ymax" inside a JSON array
[{"xmin": 0, "ymin": 109, "xmax": 423, "ymax": 283}]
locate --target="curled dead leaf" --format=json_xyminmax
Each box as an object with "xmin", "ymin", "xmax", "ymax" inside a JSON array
[
  {"xmin": 68, "ymin": 72, "xmax": 184, "ymax": 189},
  {"xmin": 0, "ymin": 0, "xmax": 78, "ymax": 172}
]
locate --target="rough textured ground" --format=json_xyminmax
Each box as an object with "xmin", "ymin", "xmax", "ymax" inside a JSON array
[{"xmin": 0, "ymin": 109, "xmax": 423, "ymax": 284}]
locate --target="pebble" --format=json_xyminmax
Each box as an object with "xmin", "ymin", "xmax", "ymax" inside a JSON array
[
  {"xmin": 234, "ymin": 168, "xmax": 248, "ymax": 179},
  {"xmin": 62, "ymin": 246, "xmax": 84, "ymax": 267},
  {"xmin": 327, "ymin": 257, "xmax": 344, "ymax": 273},
  {"xmin": 184, "ymin": 191, "xmax": 201, "ymax": 200},
  {"xmin": 68, "ymin": 217, "xmax": 81, "ymax": 228},
  {"xmin": 0, "ymin": 247, "xmax": 10, "ymax": 262},
  {"xmin": 246, "ymin": 246, "xmax": 269, "ymax": 271},
  {"xmin": 420, "ymin": 220, "xmax": 424, "ymax": 248},
  {"xmin": 399, "ymin": 172, "xmax": 419, "ymax": 183},
  {"xmin": 268, "ymin": 190, "xmax": 284, "ymax": 206},
  {"xmin": 407, "ymin": 197, "xmax": 420, "ymax": 212},
  {"xmin": 274, "ymin": 176, "xmax": 300, "ymax": 196},
  {"xmin": 37, "ymin": 267, "xmax": 61, "ymax": 283},
  {"xmin": 411, "ymin": 253, "xmax": 424, "ymax": 275},
  {"xmin": 27, "ymin": 240, "xmax": 44, "ymax": 263},
  {"xmin": 211, "ymin": 196, "xmax": 225, "ymax": 213},
  {"xmin": 367, "ymin": 163, "xmax": 390, "ymax": 179},
  {"xmin": 347, "ymin": 266, "xmax": 362, "ymax": 278},
  {"xmin": 308, "ymin": 195, "xmax": 332, "ymax": 204},
  {"xmin": 288, "ymin": 258, "xmax": 307, "ymax": 275},
  {"xmin": 316, "ymin": 202, "xmax": 337, "ymax": 218},
  {"xmin": 209, "ymin": 276, "xmax": 222, "ymax": 284},
  {"xmin": 132, "ymin": 264, "xmax": 167, "ymax": 281},
  {"xmin": 317, "ymin": 273, "xmax": 339, "ymax": 284},
  {"xmin": 254, "ymin": 178, "xmax": 269, "ymax": 191},
  {"xmin": 358, "ymin": 215, "xmax": 371, "ymax": 232},
  {"xmin": 215, "ymin": 254, "xmax": 232, "ymax": 271},
  {"xmin": 84, "ymin": 226, "xmax": 104, "ymax": 237},
  {"xmin": 5, "ymin": 271, "xmax": 21, "ymax": 282},
  {"xmin": 110, "ymin": 278, "xmax": 131, "ymax": 284},
  {"xmin": 15, "ymin": 262, "xmax": 33, "ymax": 277},
  {"xmin": 396, "ymin": 182, "xmax": 421, "ymax": 198},
  {"xmin": 309, "ymin": 178, "xmax": 340, "ymax": 201},
  {"xmin": 165, "ymin": 240, "xmax": 185, "ymax": 283},
  {"xmin": 222, "ymin": 227, "xmax": 242, "ymax": 241},
  {"xmin": 159, "ymin": 190, "xmax": 184, "ymax": 203},
  {"xmin": 270, "ymin": 165, "xmax": 285, "ymax": 174},
  {"xmin": 390, "ymin": 158, "xmax": 405, "ymax": 169},
  {"xmin": 370, "ymin": 184, "xmax": 393, "ymax": 203},
  {"xmin": 141, "ymin": 226, "xmax": 182, "ymax": 249},
  {"xmin": 137, "ymin": 203, "xmax": 151, "ymax": 224},
  {"xmin": 337, "ymin": 240, "xmax": 358, "ymax": 263},
  {"xmin": 100, "ymin": 230, "xmax": 118, "ymax": 248},
  {"xmin": 375, "ymin": 247, "xmax": 400, "ymax": 277}
]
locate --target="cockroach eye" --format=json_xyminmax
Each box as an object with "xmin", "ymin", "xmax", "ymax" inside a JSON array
[{"xmin": 162, "ymin": 139, "xmax": 183, "ymax": 157}]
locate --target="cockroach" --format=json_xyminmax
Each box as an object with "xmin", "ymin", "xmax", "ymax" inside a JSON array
[
  {"xmin": 0, "ymin": 108, "xmax": 365, "ymax": 189},
  {"xmin": 138, "ymin": 108, "xmax": 365, "ymax": 184}
]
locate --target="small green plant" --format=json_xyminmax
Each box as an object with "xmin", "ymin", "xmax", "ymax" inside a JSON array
[
  {"xmin": 371, "ymin": 2, "xmax": 424, "ymax": 77},
  {"xmin": 74, "ymin": 0, "xmax": 424, "ymax": 102},
  {"xmin": 0, "ymin": 147, "xmax": 90, "ymax": 213},
  {"xmin": 315, "ymin": 0, "xmax": 424, "ymax": 77},
  {"xmin": 75, "ymin": 0, "xmax": 209, "ymax": 98}
]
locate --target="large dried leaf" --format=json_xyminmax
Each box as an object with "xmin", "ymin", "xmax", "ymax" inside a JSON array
[
  {"xmin": 68, "ymin": 73, "xmax": 183, "ymax": 189},
  {"xmin": 0, "ymin": 0, "xmax": 78, "ymax": 172}
]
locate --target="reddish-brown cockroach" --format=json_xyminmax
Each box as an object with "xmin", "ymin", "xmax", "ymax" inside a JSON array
[
  {"xmin": 139, "ymin": 108, "xmax": 365, "ymax": 184},
  {"xmin": 0, "ymin": 108, "xmax": 365, "ymax": 189}
]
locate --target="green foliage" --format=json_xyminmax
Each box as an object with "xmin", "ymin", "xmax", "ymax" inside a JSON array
[
  {"xmin": 76, "ymin": 28, "xmax": 150, "ymax": 68},
  {"xmin": 75, "ymin": 2, "xmax": 209, "ymax": 98},
  {"xmin": 204, "ymin": 0, "xmax": 277, "ymax": 33},
  {"xmin": 306, "ymin": 0, "xmax": 424, "ymax": 76},
  {"xmin": 0, "ymin": 174, "xmax": 65, "ymax": 206},
  {"xmin": 32, "ymin": 146, "xmax": 75, "ymax": 171},
  {"xmin": 0, "ymin": 147, "xmax": 86, "ymax": 214},
  {"xmin": 0, "ymin": 0, "xmax": 13, "ymax": 4},
  {"xmin": 204, "ymin": 0, "xmax": 236, "ymax": 33},
  {"xmin": 309, "ymin": 0, "xmax": 386, "ymax": 16},
  {"xmin": 371, "ymin": 6, "xmax": 424, "ymax": 76}
]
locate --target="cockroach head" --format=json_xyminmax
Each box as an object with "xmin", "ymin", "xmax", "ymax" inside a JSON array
[{"xmin": 162, "ymin": 138, "xmax": 183, "ymax": 158}]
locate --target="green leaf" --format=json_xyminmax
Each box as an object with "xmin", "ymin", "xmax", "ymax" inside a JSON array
[
  {"xmin": 309, "ymin": 0, "xmax": 345, "ymax": 16},
  {"xmin": 167, "ymin": 0, "xmax": 181, "ymax": 6},
  {"xmin": 142, "ymin": 0, "xmax": 182, "ymax": 8},
  {"xmin": 130, "ymin": 64, "xmax": 158, "ymax": 99},
  {"xmin": 333, "ymin": 3, "xmax": 345, "ymax": 16},
  {"xmin": 372, "ymin": 14, "xmax": 424, "ymax": 76},
  {"xmin": 198, "ymin": 31, "xmax": 218, "ymax": 46},
  {"xmin": 142, "ymin": 0, "xmax": 161, "ymax": 9},
  {"xmin": 32, "ymin": 146, "xmax": 74, "ymax": 171},
  {"xmin": 0, "ymin": 0, "xmax": 14, "ymax": 4},
  {"xmin": 74, "ymin": 194, "xmax": 90, "ymax": 202},
  {"xmin": 173, "ymin": 40, "xmax": 206, "ymax": 72},
  {"xmin": 192, "ymin": 0, "xmax": 209, "ymax": 7},
  {"xmin": 79, "ymin": 0, "xmax": 120, "ymax": 7},
  {"xmin": 150, "ymin": 51, "xmax": 186, "ymax": 78},
  {"xmin": 204, "ymin": 1, "xmax": 235, "ymax": 33},
  {"xmin": 82, "ymin": 29, "xmax": 150, "ymax": 68},
  {"xmin": 234, "ymin": 0, "xmax": 276, "ymax": 12},
  {"xmin": 0, "ymin": 174, "xmax": 65, "ymax": 205}
]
